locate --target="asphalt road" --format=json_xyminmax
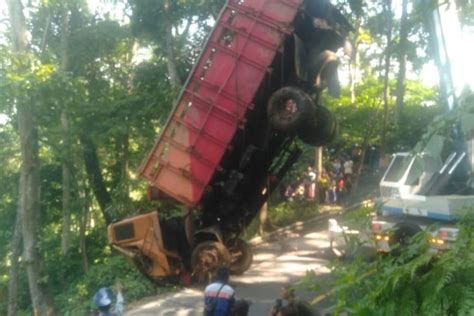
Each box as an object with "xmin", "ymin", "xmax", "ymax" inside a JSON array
[{"xmin": 125, "ymin": 223, "xmax": 338, "ymax": 316}]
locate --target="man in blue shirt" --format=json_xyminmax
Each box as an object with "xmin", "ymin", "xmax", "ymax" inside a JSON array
[{"xmin": 204, "ymin": 267, "xmax": 249, "ymax": 316}]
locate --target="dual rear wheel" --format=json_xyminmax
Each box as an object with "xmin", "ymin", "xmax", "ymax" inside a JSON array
[
  {"xmin": 191, "ymin": 238, "xmax": 253, "ymax": 281},
  {"xmin": 267, "ymin": 86, "xmax": 337, "ymax": 146}
]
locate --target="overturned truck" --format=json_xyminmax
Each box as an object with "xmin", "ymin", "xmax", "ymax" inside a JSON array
[{"xmin": 108, "ymin": 0, "xmax": 351, "ymax": 282}]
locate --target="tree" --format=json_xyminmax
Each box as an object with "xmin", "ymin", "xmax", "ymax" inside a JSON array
[
  {"xmin": 7, "ymin": 200, "xmax": 21, "ymax": 316},
  {"xmin": 59, "ymin": 2, "xmax": 72, "ymax": 256},
  {"xmin": 394, "ymin": 0, "xmax": 409, "ymax": 124},
  {"xmin": 381, "ymin": 0, "xmax": 393, "ymax": 156},
  {"xmin": 128, "ymin": 0, "xmax": 225, "ymax": 86},
  {"xmin": 6, "ymin": 0, "xmax": 54, "ymax": 313}
]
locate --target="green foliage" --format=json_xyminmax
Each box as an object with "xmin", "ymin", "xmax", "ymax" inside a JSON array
[
  {"xmin": 244, "ymin": 199, "xmax": 320, "ymax": 239},
  {"xmin": 35, "ymin": 223, "xmax": 174, "ymax": 315},
  {"xmin": 69, "ymin": 20, "xmax": 131, "ymax": 75},
  {"xmin": 270, "ymin": 200, "xmax": 320, "ymax": 228},
  {"xmin": 324, "ymin": 76, "xmax": 440, "ymax": 152},
  {"xmin": 0, "ymin": 122, "xmax": 20, "ymax": 314},
  {"xmin": 129, "ymin": 0, "xmax": 225, "ymax": 41},
  {"xmin": 304, "ymin": 206, "xmax": 474, "ymax": 315},
  {"xmin": 413, "ymin": 89, "xmax": 474, "ymax": 155},
  {"xmin": 54, "ymin": 255, "xmax": 167, "ymax": 315}
]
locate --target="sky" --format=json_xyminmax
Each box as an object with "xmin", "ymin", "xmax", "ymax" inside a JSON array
[
  {"xmin": 414, "ymin": 1, "xmax": 474, "ymax": 100},
  {"xmin": 437, "ymin": 2, "xmax": 474, "ymax": 94}
]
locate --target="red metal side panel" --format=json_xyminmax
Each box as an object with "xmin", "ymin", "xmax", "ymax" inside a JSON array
[{"xmin": 139, "ymin": 0, "xmax": 303, "ymax": 207}]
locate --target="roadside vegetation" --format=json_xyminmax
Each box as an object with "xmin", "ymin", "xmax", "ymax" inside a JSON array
[{"xmin": 302, "ymin": 205, "xmax": 474, "ymax": 315}]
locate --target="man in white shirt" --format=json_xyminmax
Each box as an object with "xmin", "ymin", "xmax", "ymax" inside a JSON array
[{"xmin": 343, "ymin": 159, "xmax": 353, "ymax": 177}]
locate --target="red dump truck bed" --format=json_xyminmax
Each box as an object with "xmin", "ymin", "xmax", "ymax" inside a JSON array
[{"xmin": 139, "ymin": 0, "xmax": 303, "ymax": 207}]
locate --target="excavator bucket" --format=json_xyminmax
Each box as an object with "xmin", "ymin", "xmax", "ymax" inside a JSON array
[{"xmin": 108, "ymin": 212, "xmax": 181, "ymax": 279}]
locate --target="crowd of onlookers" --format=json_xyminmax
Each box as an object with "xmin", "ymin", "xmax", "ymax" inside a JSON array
[
  {"xmin": 281, "ymin": 158, "xmax": 353, "ymax": 205},
  {"xmin": 280, "ymin": 145, "xmax": 381, "ymax": 205}
]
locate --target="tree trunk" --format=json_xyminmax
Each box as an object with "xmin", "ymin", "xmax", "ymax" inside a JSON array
[
  {"xmin": 111, "ymin": 130, "xmax": 130, "ymax": 197},
  {"xmin": 7, "ymin": 209, "xmax": 22, "ymax": 316},
  {"xmin": 119, "ymin": 130, "xmax": 130, "ymax": 198},
  {"xmin": 79, "ymin": 183, "xmax": 90, "ymax": 273},
  {"xmin": 394, "ymin": 0, "xmax": 409, "ymax": 124},
  {"xmin": 7, "ymin": 0, "xmax": 27, "ymax": 52},
  {"xmin": 428, "ymin": 5, "xmax": 454, "ymax": 111},
  {"xmin": 80, "ymin": 134, "xmax": 113, "ymax": 224},
  {"xmin": 349, "ymin": 44, "xmax": 358, "ymax": 104},
  {"xmin": 164, "ymin": 0, "xmax": 181, "ymax": 88},
  {"xmin": 7, "ymin": 0, "xmax": 53, "ymax": 314},
  {"xmin": 60, "ymin": 5, "xmax": 72, "ymax": 255},
  {"xmin": 381, "ymin": 0, "xmax": 393, "ymax": 157},
  {"xmin": 314, "ymin": 147, "xmax": 323, "ymax": 181},
  {"xmin": 18, "ymin": 104, "xmax": 54, "ymax": 316},
  {"xmin": 258, "ymin": 202, "xmax": 272, "ymax": 236},
  {"xmin": 352, "ymin": 101, "xmax": 381, "ymax": 194},
  {"xmin": 349, "ymin": 22, "xmax": 361, "ymax": 104},
  {"xmin": 61, "ymin": 110, "xmax": 72, "ymax": 255}
]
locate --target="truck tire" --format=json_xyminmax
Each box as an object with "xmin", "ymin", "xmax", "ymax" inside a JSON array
[
  {"xmin": 191, "ymin": 241, "xmax": 231, "ymax": 282},
  {"xmin": 298, "ymin": 105, "xmax": 337, "ymax": 146},
  {"xmin": 267, "ymin": 87, "xmax": 313, "ymax": 132},
  {"xmin": 227, "ymin": 239, "xmax": 253, "ymax": 275},
  {"xmin": 389, "ymin": 223, "xmax": 421, "ymax": 257}
]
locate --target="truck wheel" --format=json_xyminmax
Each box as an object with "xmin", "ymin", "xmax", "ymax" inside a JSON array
[
  {"xmin": 227, "ymin": 239, "xmax": 253, "ymax": 275},
  {"xmin": 267, "ymin": 87, "xmax": 313, "ymax": 132},
  {"xmin": 191, "ymin": 241, "xmax": 230, "ymax": 282},
  {"xmin": 389, "ymin": 224, "xmax": 421, "ymax": 257},
  {"xmin": 298, "ymin": 105, "xmax": 337, "ymax": 146}
]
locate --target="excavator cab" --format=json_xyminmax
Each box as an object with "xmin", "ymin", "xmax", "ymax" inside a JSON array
[
  {"xmin": 109, "ymin": 211, "xmax": 249, "ymax": 282},
  {"xmin": 108, "ymin": 212, "xmax": 191, "ymax": 280}
]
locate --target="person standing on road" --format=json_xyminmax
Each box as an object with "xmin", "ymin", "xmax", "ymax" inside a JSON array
[
  {"xmin": 343, "ymin": 157, "xmax": 353, "ymax": 193},
  {"xmin": 269, "ymin": 284, "xmax": 314, "ymax": 316},
  {"xmin": 93, "ymin": 282, "xmax": 124, "ymax": 316},
  {"xmin": 204, "ymin": 266, "xmax": 250, "ymax": 316},
  {"xmin": 305, "ymin": 166, "xmax": 317, "ymax": 201},
  {"xmin": 343, "ymin": 158, "xmax": 353, "ymax": 179}
]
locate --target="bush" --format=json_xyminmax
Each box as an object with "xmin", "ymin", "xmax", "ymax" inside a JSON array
[
  {"xmin": 303, "ymin": 207, "xmax": 474, "ymax": 315},
  {"xmin": 244, "ymin": 200, "xmax": 320, "ymax": 239},
  {"xmin": 55, "ymin": 255, "xmax": 175, "ymax": 315},
  {"xmin": 270, "ymin": 200, "xmax": 320, "ymax": 227}
]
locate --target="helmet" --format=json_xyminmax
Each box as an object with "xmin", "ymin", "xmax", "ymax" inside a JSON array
[{"xmin": 93, "ymin": 287, "xmax": 113, "ymax": 308}]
